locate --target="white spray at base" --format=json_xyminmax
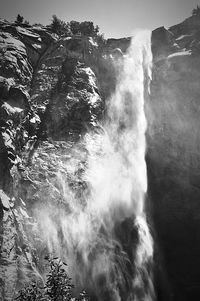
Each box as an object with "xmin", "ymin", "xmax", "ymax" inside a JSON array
[{"xmin": 36, "ymin": 31, "xmax": 155, "ymax": 301}]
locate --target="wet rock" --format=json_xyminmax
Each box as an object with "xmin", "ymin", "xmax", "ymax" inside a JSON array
[{"xmin": 0, "ymin": 21, "xmax": 108, "ymax": 299}]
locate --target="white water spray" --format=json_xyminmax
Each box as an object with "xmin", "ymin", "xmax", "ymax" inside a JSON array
[{"xmin": 36, "ymin": 31, "xmax": 154, "ymax": 301}]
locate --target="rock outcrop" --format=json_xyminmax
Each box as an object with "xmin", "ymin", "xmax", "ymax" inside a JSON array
[
  {"xmin": 0, "ymin": 19, "xmax": 128, "ymax": 300},
  {"xmin": 148, "ymin": 12, "xmax": 200, "ymax": 301}
]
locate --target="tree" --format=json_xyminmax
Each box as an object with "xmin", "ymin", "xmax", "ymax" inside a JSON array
[
  {"xmin": 69, "ymin": 20, "xmax": 81, "ymax": 35},
  {"xmin": 94, "ymin": 25, "xmax": 100, "ymax": 36},
  {"xmin": 15, "ymin": 257, "xmax": 89, "ymax": 301},
  {"xmin": 15, "ymin": 14, "xmax": 24, "ymax": 24},
  {"xmin": 69, "ymin": 20, "xmax": 102, "ymax": 37},
  {"xmin": 48, "ymin": 16, "xmax": 103, "ymax": 38},
  {"xmin": 80, "ymin": 21, "xmax": 95, "ymax": 36},
  {"xmin": 48, "ymin": 15, "xmax": 71, "ymax": 37},
  {"xmin": 96, "ymin": 33, "xmax": 106, "ymax": 49},
  {"xmin": 192, "ymin": 5, "xmax": 200, "ymax": 16},
  {"xmin": 45, "ymin": 257, "xmax": 73, "ymax": 301}
]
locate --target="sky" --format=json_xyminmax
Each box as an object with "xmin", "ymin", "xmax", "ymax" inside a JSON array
[{"xmin": 0, "ymin": 0, "xmax": 200, "ymax": 38}]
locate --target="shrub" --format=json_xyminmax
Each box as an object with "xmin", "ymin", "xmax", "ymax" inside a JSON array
[
  {"xmin": 45, "ymin": 257, "xmax": 73, "ymax": 301},
  {"xmin": 15, "ymin": 281, "xmax": 44, "ymax": 301},
  {"xmin": 16, "ymin": 257, "xmax": 89, "ymax": 301}
]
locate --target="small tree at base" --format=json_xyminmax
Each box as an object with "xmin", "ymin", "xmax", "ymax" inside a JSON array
[
  {"xmin": 15, "ymin": 256, "xmax": 89, "ymax": 300},
  {"xmin": 45, "ymin": 257, "xmax": 73, "ymax": 301}
]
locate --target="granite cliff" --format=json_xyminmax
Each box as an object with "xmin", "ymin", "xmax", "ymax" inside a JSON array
[
  {"xmin": 148, "ymin": 12, "xmax": 200, "ymax": 301},
  {"xmin": 0, "ymin": 19, "xmax": 131, "ymax": 300}
]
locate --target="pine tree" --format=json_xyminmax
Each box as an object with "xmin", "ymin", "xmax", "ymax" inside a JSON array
[
  {"xmin": 192, "ymin": 5, "xmax": 200, "ymax": 16},
  {"xmin": 48, "ymin": 15, "xmax": 71, "ymax": 37},
  {"xmin": 15, "ymin": 14, "xmax": 24, "ymax": 24}
]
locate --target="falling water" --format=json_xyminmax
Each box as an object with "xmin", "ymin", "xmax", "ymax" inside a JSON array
[{"xmin": 36, "ymin": 31, "xmax": 155, "ymax": 301}]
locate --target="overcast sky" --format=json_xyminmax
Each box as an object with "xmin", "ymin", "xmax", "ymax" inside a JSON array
[{"xmin": 0, "ymin": 0, "xmax": 200, "ymax": 38}]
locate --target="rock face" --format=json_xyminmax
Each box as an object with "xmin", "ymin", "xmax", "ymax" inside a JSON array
[
  {"xmin": 148, "ymin": 13, "xmax": 200, "ymax": 301},
  {"xmin": 0, "ymin": 19, "xmax": 128, "ymax": 300}
]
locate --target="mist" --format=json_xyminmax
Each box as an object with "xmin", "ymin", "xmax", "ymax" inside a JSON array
[{"xmin": 33, "ymin": 30, "xmax": 155, "ymax": 301}]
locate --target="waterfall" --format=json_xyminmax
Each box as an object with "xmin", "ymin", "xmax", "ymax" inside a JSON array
[{"xmin": 36, "ymin": 31, "xmax": 155, "ymax": 301}]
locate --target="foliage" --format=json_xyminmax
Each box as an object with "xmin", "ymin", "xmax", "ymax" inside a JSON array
[
  {"xmin": 48, "ymin": 15, "xmax": 71, "ymax": 37},
  {"xmin": 48, "ymin": 15, "xmax": 103, "ymax": 41},
  {"xmin": 69, "ymin": 20, "xmax": 80, "ymax": 35},
  {"xmin": 14, "ymin": 14, "xmax": 30, "ymax": 26},
  {"xmin": 45, "ymin": 257, "xmax": 73, "ymax": 301},
  {"xmin": 15, "ymin": 14, "xmax": 24, "ymax": 24},
  {"xmin": 95, "ymin": 33, "xmax": 106, "ymax": 48},
  {"xmin": 15, "ymin": 281, "xmax": 44, "ymax": 301},
  {"xmin": 16, "ymin": 257, "xmax": 89, "ymax": 301},
  {"xmin": 192, "ymin": 5, "xmax": 200, "ymax": 16},
  {"xmin": 69, "ymin": 20, "xmax": 99, "ymax": 37},
  {"xmin": 14, "ymin": 13, "xmax": 105, "ymax": 43}
]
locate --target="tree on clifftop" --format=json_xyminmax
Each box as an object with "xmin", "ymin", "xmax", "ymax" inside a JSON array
[
  {"xmin": 69, "ymin": 20, "xmax": 100, "ymax": 37},
  {"xmin": 80, "ymin": 21, "xmax": 99, "ymax": 36},
  {"xmin": 69, "ymin": 20, "xmax": 80, "ymax": 35},
  {"xmin": 47, "ymin": 15, "xmax": 104, "ymax": 41},
  {"xmin": 48, "ymin": 15, "xmax": 71, "ymax": 36},
  {"xmin": 192, "ymin": 5, "xmax": 200, "ymax": 16},
  {"xmin": 15, "ymin": 14, "xmax": 24, "ymax": 24}
]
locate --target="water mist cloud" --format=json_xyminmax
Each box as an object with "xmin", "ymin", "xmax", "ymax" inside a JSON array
[{"xmin": 34, "ymin": 30, "xmax": 155, "ymax": 301}]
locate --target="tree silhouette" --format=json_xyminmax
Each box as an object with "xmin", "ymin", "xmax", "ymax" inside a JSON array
[
  {"xmin": 49, "ymin": 15, "xmax": 71, "ymax": 36},
  {"xmin": 192, "ymin": 5, "xmax": 200, "ymax": 16},
  {"xmin": 69, "ymin": 20, "xmax": 80, "ymax": 35},
  {"xmin": 15, "ymin": 14, "xmax": 24, "ymax": 24},
  {"xmin": 69, "ymin": 20, "xmax": 100, "ymax": 37}
]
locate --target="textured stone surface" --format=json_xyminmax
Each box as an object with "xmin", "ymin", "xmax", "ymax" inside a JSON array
[
  {"xmin": 0, "ymin": 19, "xmax": 113, "ymax": 300},
  {"xmin": 148, "ymin": 13, "xmax": 200, "ymax": 301}
]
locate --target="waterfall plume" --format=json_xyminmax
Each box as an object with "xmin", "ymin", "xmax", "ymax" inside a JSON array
[{"xmin": 35, "ymin": 30, "xmax": 155, "ymax": 301}]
